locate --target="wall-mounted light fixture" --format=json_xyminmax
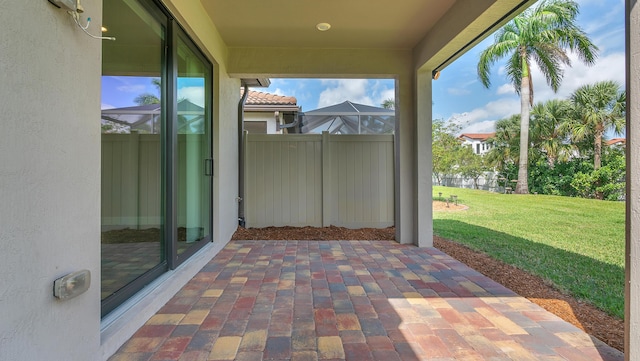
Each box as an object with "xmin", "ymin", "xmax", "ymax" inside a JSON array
[{"xmin": 53, "ymin": 270, "xmax": 91, "ymax": 300}]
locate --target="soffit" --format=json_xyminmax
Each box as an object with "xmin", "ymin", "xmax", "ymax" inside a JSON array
[{"xmin": 200, "ymin": 0, "xmax": 456, "ymax": 49}]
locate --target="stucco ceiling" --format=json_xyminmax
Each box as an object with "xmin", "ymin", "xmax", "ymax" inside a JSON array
[{"xmin": 201, "ymin": 0, "xmax": 457, "ymax": 49}]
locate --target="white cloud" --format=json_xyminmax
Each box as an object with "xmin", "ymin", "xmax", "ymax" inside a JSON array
[
  {"xmin": 448, "ymin": 97, "xmax": 520, "ymax": 134},
  {"xmin": 272, "ymin": 88, "xmax": 286, "ymax": 96},
  {"xmin": 101, "ymin": 103, "xmax": 115, "ymax": 110},
  {"xmin": 530, "ymin": 51, "xmax": 625, "ymax": 104},
  {"xmin": 448, "ymin": 88, "xmax": 471, "ymax": 96},
  {"xmin": 459, "ymin": 120, "xmax": 497, "ymax": 134},
  {"xmin": 317, "ymin": 79, "xmax": 374, "ymax": 107},
  {"xmin": 178, "ymin": 87, "xmax": 205, "ymax": 107},
  {"xmin": 496, "ymin": 83, "xmax": 515, "ymax": 95},
  {"xmin": 116, "ymin": 84, "xmax": 146, "ymax": 93}
]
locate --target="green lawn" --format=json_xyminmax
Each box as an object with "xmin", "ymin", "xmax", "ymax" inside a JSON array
[{"xmin": 432, "ymin": 186, "xmax": 625, "ymax": 319}]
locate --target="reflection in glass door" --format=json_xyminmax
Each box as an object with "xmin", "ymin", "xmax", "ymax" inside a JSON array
[
  {"xmin": 100, "ymin": 0, "xmax": 214, "ymax": 317},
  {"xmin": 176, "ymin": 30, "xmax": 212, "ymax": 261},
  {"xmin": 100, "ymin": 0, "xmax": 167, "ymax": 316}
]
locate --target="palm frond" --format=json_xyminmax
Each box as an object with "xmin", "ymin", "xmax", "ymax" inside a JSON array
[{"xmin": 530, "ymin": 43, "xmax": 567, "ymax": 92}]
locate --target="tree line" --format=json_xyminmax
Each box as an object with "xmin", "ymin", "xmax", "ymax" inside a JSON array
[
  {"xmin": 433, "ymin": 79, "xmax": 625, "ymax": 201},
  {"xmin": 432, "ymin": 0, "xmax": 626, "ymax": 200}
]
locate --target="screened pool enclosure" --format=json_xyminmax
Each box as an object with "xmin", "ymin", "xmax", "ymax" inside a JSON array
[{"xmin": 300, "ymin": 100, "xmax": 395, "ymax": 134}]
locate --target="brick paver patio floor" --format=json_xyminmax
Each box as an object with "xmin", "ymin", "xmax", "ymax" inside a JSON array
[{"xmin": 109, "ymin": 240, "xmax": 623, "ymax": 360}]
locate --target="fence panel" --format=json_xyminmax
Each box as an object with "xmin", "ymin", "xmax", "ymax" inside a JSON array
[
  {"xmin": 326, "ymin": 135, "xmax": 394, "ymax": 228},
  {"xmin": 244, "ymin": 133, "xmax": 394, "ymax": 228},
  {"xmin": 101, "ymin": 133, "xmax": 161, "ymax": 230}
]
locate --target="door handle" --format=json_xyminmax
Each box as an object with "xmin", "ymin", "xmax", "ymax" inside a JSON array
[{"xmin": 205, "ymin": 158, "xmax": 213, "ymax": 176}]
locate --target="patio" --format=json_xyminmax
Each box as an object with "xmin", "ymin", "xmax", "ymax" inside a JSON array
[{"xmin": 108, "ymin": 240, "xmax": 622, "ymax": 361}]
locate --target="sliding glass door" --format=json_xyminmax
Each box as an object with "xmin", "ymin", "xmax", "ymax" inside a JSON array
[
  {"xmin": 101, "ymin": 0, "xmax": 213, "ymax": 317},
  {"xmin": 176, "ymin": 30, "xmax": 213, "ymax": 262}
]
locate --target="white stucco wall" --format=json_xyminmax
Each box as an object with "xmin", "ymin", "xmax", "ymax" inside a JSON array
[
  {"xmin": 460, "ymin": 138, "xmax": 492, "ymax": 155},
  {"xmin": 214, "ymin": 74, "xmax": 241, "ymax": 243},
  {"xmin": 244, "ymin": 111, "xmax": 279, "ymax": 134},
  {"xmin": 0, "ymin": 1, "xmax": 102, "ymax": 360}
]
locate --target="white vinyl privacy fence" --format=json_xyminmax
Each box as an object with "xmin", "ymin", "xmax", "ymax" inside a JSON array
[
  {"xmin": 244, "ymin": 132, "xmax": 394, "ymax": 228},
  {"xmin": 102, "ymin": 133, "xmax": 208, "ymax": 231}
]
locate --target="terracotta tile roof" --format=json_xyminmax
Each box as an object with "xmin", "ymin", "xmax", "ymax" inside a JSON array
[
  {"xmin": 458, "ymin": 132, "xmax": 496, "ymax": 141},
  {"xmin": 606, "ymin": 138, "xmax": 626, "ymax": 146},
  {"xmin": 244, "ymin": 90, "xmax": 297, "ymax": 106}
]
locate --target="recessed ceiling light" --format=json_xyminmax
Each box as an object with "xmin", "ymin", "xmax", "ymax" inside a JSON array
[{"xmin": 316, "ymin": 22, "xmax": 331, "ymax": 31}]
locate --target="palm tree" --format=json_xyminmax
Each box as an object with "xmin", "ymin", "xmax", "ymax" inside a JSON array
[
  {"xmin": 530, "ymin": 99, "xmax": 573, "ymax": 167},
  {"xmin": 134, "ymin": 78, "xmax": 161, "ymax": 105},
  {"xmin": 486, "ymin": 114, "xmax": 520, "ymax": 174},
  {"xmin": 381, "ymin": 98, "xmax": 395, "ymax": 109},
  {"xmin": 477, "ymin": 0, "xmax": 597, "ymax": 194},
  {"xmin": 568, "ymin": 80, "xmax": 625, "ymax": 171}
]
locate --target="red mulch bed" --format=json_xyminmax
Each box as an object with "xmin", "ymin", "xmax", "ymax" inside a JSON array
[{"xmin": 231, "ymin": 225, "xmax": 623, "ymax": 352}]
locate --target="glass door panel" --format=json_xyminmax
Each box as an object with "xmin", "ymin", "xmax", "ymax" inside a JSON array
[
  {"xmin": 176, "ymin": 31, "xmax": 212, "ymax": 260},
  {"xmin": 100, "ymin": 0, "xmax": 166, "ymax": 314}
]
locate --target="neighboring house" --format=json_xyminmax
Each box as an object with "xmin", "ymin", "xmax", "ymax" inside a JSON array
[
  {"xmin": 606, "ymin": 137, "xmax": 626, "ymax": 149},
  {"xmin": 458, "ymin": 132, "xmax": 496, "ymax": 155},
  {"xmin": 243, "ymin": 90, "xmax": 300, "ymax": 134},
  {"xmin": 3, "ymin": 1, "xmax": 640, "ymax": 360}
]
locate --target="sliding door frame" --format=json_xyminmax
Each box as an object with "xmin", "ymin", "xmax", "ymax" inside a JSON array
[{"xmin": 101, "ymin": 0, "xmax": 214, "ymax": 317}]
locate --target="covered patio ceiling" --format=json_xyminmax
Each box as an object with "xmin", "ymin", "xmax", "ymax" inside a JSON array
[
  {"xmin": 203, "ymin": 0, "xmax": 456, "ymax": 49},
  {"xmin": 201, "ymin": 0, "xmax": 537, "ymax": 72}
]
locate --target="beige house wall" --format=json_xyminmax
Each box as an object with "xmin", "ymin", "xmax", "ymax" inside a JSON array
[{"xmin": 0, "ymin": 1, "xmax": 103, "ymax": 360}]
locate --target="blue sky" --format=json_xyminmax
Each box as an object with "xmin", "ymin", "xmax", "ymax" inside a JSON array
[
  {"xmin": 102, "ymin": 77, "xmax": 205, "ymax": 109},
  {"xmin": 256, "ymin": 0, "xmax": 625, "ymax": 134},
  {"xmin": 102, "ymin": 0, "xmax": 625, "ymax": 136}
]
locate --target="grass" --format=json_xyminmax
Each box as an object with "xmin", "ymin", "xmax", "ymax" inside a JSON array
[{"xmin": 432, "ymin": 186, "xmax": 625, "ymax": 319}]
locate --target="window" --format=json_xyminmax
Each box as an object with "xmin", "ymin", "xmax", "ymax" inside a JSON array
[{"xmin": 244, "ymin": 121, "xmax": 268, "ymax": 133}]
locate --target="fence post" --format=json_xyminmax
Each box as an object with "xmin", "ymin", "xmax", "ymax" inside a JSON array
[
  {"xmin": 130, "ymin": 131, "xmax": 140, "ymax": 229},
  {"xmin": 322, "ymin": 131, "xmax": 332, "ymax": 226}
]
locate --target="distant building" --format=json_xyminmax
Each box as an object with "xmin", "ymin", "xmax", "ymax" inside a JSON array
[
  {"xmin": 300, "ymin": 101, "xmax": 395, "ymax": 134},
  {"xmin": 243, "ymin": 90, "xmax": 300, "ymax": 134},
  {"xmin": 458, "ymin": 133, "xmax": 496, "ymax": 155},
  {"xmin": 606, "ymin": 138, "xmax": 626, "ymax": 149}
]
